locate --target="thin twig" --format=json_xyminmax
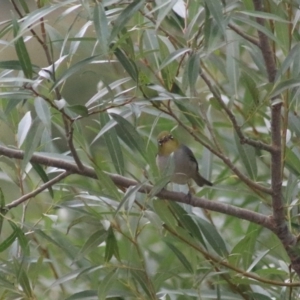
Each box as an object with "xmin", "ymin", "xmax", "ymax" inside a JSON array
[
  {"xmin": 66, "ymin": 121, "xmax": 84, "ymax": 171},
  {"xmin": 24, "ymin": 84, "xmax": 72, "ymax": 121},
  {"xmin": 6, "ymin": 171, "xmax": 70, "ymax": 209},
  {"xmin": 164, "ymin": 224, "xmax": 300, "ymax": 287},
  {"xmin": 200, "ymin": 72, "xmax": 274, "ymax": 153},
  {"xmin": 228, "ymin": 23, "xmax": 260, "ymax": 47}
]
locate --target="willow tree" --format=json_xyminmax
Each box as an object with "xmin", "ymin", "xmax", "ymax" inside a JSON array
[{"xmin": 1, "ymin": 0, "xmax": 300, "ymax": 299}]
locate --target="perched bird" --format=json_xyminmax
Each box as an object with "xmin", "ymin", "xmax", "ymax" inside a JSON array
[{"xmin": 156, "ymin": 131, "xmax": 212, "ymax": 187}]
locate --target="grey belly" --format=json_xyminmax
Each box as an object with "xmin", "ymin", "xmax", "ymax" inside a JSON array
[{"xmin": 156, "ymin": 149, "xmax": 197, "ymax": 184}]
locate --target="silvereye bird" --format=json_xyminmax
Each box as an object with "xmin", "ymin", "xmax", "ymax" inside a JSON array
[{"xmin": 156, "ymin": 131, "xmax": 212, "ymax": 187}]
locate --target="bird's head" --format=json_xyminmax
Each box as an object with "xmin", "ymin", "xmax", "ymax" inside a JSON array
[{"xmin": 157, "ymin": 131, "xmax": 180, "ymax": 155}]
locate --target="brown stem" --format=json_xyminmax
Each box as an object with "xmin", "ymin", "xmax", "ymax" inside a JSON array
[
  {"xmin": 0, "ymin": 145, "xmax": 272, "ymax": 230},
  {"xmin": 164, "ymin": 224, "xmax": 300, "ymax": 287},
  {"xmin": 6, "ymin": 171, "xmax": 70, "ymax": 209},
  {"xmin": 228, "ymin": 23, "xmax": 260, "ymax": 47},
  {"xmin": 66, "ymin": 122, "xmax": 84, "ymax": 171},
  {"xmin": 200, "ymin": 72, "xmax": 274, "ymax": 153},
  {"xmin": 251, "ymin": 0, "xmax": 300, "ymax": 277}
]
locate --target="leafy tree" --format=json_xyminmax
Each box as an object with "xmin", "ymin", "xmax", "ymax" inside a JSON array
[{"xmin": 1, "ymin": 0, "xmax": 300, "ymax": 299}]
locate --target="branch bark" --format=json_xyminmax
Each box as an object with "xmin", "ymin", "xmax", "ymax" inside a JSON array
[
  {"xmin": 252, "ymin": 0, "xmax": 300, "ymax": 276},
  {"xmin": 0, "ymin": 145, "xmax": 272, "ymax": 230}
]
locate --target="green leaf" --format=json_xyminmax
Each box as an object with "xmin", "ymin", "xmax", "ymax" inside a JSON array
[
  {"xmin": 77, "ymin": 229, "xmax": 107, "ymax": 259},
  {"xmin": 12, "ymin": 16, "xmax": 33, "ymax": 79},
  {"xmin": 0, "ymin": 60, "xmax": 38, "ymax": 71},
  {"xmin": 94, "ymin": 2, "xmax": 110, "ymax": 54},
  {"xmin": 110, "ymin": 113, "xmax": 147, "ymax": 162},
  {"xmin": 100, "ymin": 112, "xmax": 125, "ymax": 175},
  {"xmin": 195, "ymin": 217, "xmax": 228, "ymax": 257},
  {"xmin": 22, "ymin": 118, "xmax": 44, "ymax": 169},
  {"xmin": 168, "ymin": 202, "xmax": 206, "ymax": 246},
  {"xmin": 239, "ymin": 10, "xmax": 289, "ymax": 23},
  {"xmin": 204, "ymin": 0, "xmax": 225, "ymax": 36},
  {"xmin": 275, "ymin": 43, "xmax": 300, "ymax": 82},
  {"xmin": 226, "ymin": 30, "xmax": 240, "ymax": 96},
  {"xmin": 130, "ymin": 269, "xmax": 152, "ymax": 298},
  {"xmin": 165, "ymin": 241, "xmax": 193, "ymax": 273},
  {"xmin": 152, "ymin": 199, "xmax": 177, "ymax": 229},
  {"xmin": 0, "ymin": 189, "xmax": 5, "ymax": 234},
  {"xmin": 110, "ymin": 0, "xmax": 146, "ymax": 41},
  {"xmin": 229, "ymin": 222, "xmax": 260, "ymax": 269},
  {"xmin": 271, "ymin": 77, "xmax": 300, "ymax": 98},
  {"xmin": 93, "ymin": 163, "xmax": 121, "ymax": 201},
  {"xmin": 105, "ymin": 226, "xmax": 120, "ymax": 262},
  {"xmin": 159, "ymin": 48, "xmax": 190, "ymax": 71},
  {"xmin": 53, "ymin": 55, "xmax": 100, "ymax": 89},
  {"xmin": 285, "ymin": 147, "xmax": 300, "ymax": 176},
  {"xmin": 34, "ymin": 97, "xmax": 51, "ymax": 127},
  {"xmin": 67, "ymin": 105, "xmax": 89, "ymax": 117},
  {"xmin": 14, "ymin": 258, "xmax": 33, "ymax": 298},
  {"xmin": 115, "ymin": 183, "xmax": 145, "ymax": 215},
  {"xmin": 0, "ymin": 228, "xmax": 18, "ymax": 252},
  {"xmin": 17, "ymin": 111, "xmax": 32, "ymax": 148},
  {"xmin": 97, "ymin": 269, "xmax": 118, "ymax": 300},
  {"xmin": 234, "ymin": 132, "xmax": 257, "ymax": 179},
  {"xmin": 32, "ymin": 164, "xmax": 54, "ymax": 198},
  {"xmin": 113, "ymin": 46, "xmax": 138, "ymax": 82},
  {"xmin": 64, "ymin": 290, "xmax": 97, "ymax": 300},
  {"xmin": 233, "ymin": 15, "xmax": 283, "ymax": 47},
  {"xmin": 187, "ymin": 52, "xmax": 200, "ymax": 91},
  {"xmin": 174, "ymin": 100, "xmax": 205, "ymax": 129},
  {"xmin": 156, "ymin": 0, "xmax": 181, "ymax": 30}
]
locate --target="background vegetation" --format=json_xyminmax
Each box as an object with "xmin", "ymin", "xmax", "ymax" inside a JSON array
[{"xmin": 1, "ymin": 0, "xmax": 300, "ymax": 299}]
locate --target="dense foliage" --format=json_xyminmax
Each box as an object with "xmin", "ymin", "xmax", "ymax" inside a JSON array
[{"xmin": 1, "ymin": 0, "xmax": 300, "ymax": 299}]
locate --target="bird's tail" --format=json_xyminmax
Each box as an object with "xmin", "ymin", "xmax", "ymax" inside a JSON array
[{"xmin": 194, "ymin": 173, "xmax": 213, "ymax": 187}]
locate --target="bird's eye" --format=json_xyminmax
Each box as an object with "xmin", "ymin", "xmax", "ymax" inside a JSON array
[{"xmin": 170, "ymin": 135, "xmax": 173, "ymax": 139}]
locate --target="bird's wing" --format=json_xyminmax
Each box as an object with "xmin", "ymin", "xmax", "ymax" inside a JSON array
[{"xmin": 181, "ymin": 144, "xmax": 199, "ymax": 171}]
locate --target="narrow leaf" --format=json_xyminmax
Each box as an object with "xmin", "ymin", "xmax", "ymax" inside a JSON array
[
  {"xmin": 105, "ymin": 226, "xmax": 120, "ymax": 262},
  {"xmin": 94, "ymin": 2, "xmax": 110, "ymax": 54},
  {"xmin": 234, "ymin": 133, "xmax": 257, "ymax": 179},
  {"xmin": 110, "ymin": 113, "xmax": 147, "ymax": 162},
  {"xmin": 195, "ymin": 217, "xmax": 228, "ymax": 256},
  {"xmin": 100, "ymin": 113, "xmax": 125, "ymax": 175},
  {"xmin": 110, "ymin": 0, "xmax": 146, "ymax": 40},
  {"xmin": 17, "ymin": 111, "xmax": 32, "ymax": 147},
  {"xmin": 12, "ymin": 16, "xmax": 33, "ymax": 79},
  {"xmin": 165, "ymin": 241, "xmax": 193, "ymax": 273}
]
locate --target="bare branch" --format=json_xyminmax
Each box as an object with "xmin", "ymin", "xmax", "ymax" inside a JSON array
[
  {"xmin": 0, "ymin": 145, "xmax": 272, "ymax": 230},
  {"xmin": 228, "ymin": 23, "xmax": 260, "ymax": 47},
  {"xmin": 252, "ymin": 0, "xmax": 277, "ymax": 83},
  {"xmin": 165, "ymin": 224, "xmax": 300, "ymax": 287},
  {"xmin": 200, "ymin": 72, "xmax": 274, "ymax": 153},
  {"xmin": 6, "ymin": 171, "xmax": 70, "ymax": 209},
  {"xmin": 251, "ymin": 0, "xmax": 300, "ymax": 277}
]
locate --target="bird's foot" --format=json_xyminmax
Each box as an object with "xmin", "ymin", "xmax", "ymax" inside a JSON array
[{"xmin": 184, "ymin": 191, "xmax": 192, "ymax": 204}]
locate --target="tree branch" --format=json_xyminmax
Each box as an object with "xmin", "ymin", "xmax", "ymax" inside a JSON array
[
  {"xmin": 252, "ymin": 0, "xmax": 300, "ymax": 277},
  {"xmin": 5, "ymin": 171, "xmax": 70, "ymax": 210},
  {"xmin": 252, "ymin": 0, "xmax": 277, "ymax": 83},
  {"xmin": 228, "ymin": 23, "xmax": 260, "ymax": 47},
  {"xmin": 200, "ymin": 72, "xmax": 274, "ymax": 153},
  {"xmin": 0, "ymin": 145, "xmax": 273, "ymax": 230}
]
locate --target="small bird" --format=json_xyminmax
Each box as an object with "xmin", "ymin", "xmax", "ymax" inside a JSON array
[{"xmin": 156, "ymin": 131, "xmax": 212, "ymax": 187}]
